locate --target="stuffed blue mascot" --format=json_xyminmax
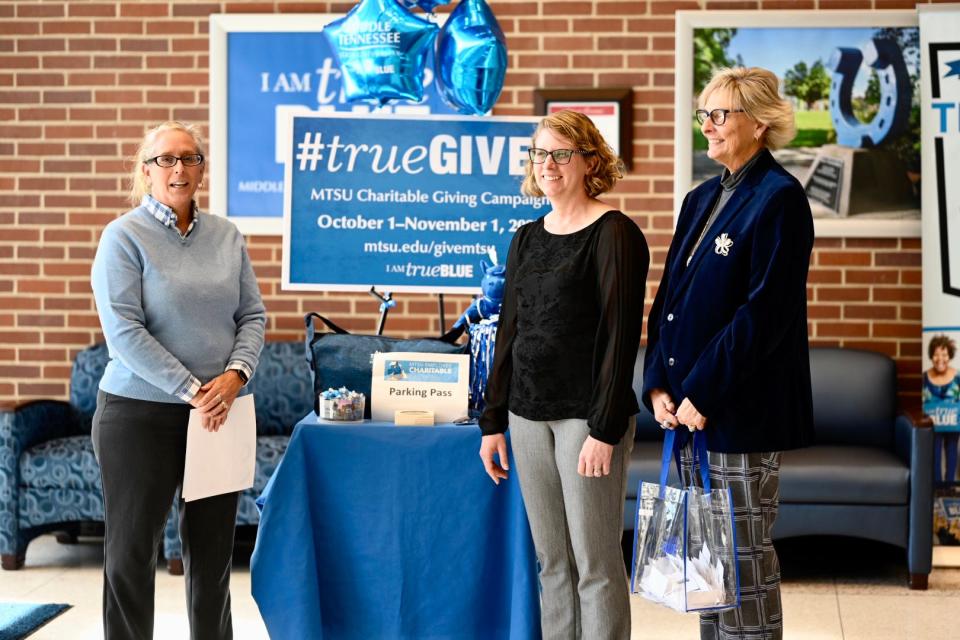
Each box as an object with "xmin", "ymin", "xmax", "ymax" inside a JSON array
[{"xmin": 453, "ymin": 255, "xmax": 505, "ymax": 414}]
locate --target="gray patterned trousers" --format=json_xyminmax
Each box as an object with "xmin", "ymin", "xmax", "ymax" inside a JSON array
[{"xmin": 681, "ymin": 443, "xmax": 783, "ymax": 640}]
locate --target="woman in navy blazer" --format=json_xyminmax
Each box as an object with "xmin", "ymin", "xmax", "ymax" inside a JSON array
[{"xmin": 642, "ymin": 67, "xmax": 814, "ymax": 640}]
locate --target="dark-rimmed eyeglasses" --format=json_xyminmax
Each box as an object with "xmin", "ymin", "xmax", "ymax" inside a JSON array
[
  {"xmin": 527, "ymin": 148, "xmax": 591, "ymax": 165},
  {"xmin": 695, "ymin": 108, "xmax": 746, "ymax": 126},
  {"xmin": 147, "ymin": 154, "xmax": 204, "ymax": 168}
]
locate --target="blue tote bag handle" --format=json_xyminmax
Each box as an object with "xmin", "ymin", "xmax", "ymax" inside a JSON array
[
  {"xmin": 657, "ymin": 429, "xmax": 711, "ymax": 495},
  {"xmin": 657, "ymin": 429, "xmax": 684, "ymax": 498},
  {"xmin": 692, "ymin": 430, "xmax": 711, "ymax": 493}
]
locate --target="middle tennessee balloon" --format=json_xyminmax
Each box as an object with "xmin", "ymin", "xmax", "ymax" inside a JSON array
[
  {"xmin": 323, "ymin": 0, "xmax": 439, "ymax": 105},
  {"xmin": 435, "ymin": 0, "xmax": 508, "ymax": 115}
]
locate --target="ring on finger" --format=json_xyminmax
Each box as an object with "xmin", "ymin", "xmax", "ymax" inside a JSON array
[{"xmin": 221, "ymin": 400, "xmax": 228, "ymax": 411}]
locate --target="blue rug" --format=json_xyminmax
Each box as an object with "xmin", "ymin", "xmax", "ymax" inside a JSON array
[{"xmin": 0, "ymin": 603, "xmax": 71, "ymax": 640}]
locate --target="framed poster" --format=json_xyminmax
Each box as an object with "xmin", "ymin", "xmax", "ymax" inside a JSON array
[
  {"xmin": 533, "ymin": 88, "xmax": 633, "ymax": 170},
  {"xmin": 675, "ymin": 10, "xmax": 920, "ymax": 238},
  {"xmin": 209, "ymin": 13, "xmax": 456, "ymax": 235}
]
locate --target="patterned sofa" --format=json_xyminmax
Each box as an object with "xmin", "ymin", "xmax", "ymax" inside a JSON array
[{"xmin": 0, "ymin": 341, "xmax": 313, "ymax": 574}]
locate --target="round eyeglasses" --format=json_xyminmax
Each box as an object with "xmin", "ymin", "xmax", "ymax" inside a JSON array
[
  {"xmin": 695, "ymin": 108, "xmax": 747, "ymax": 126},
  {"xmin": 527, "ymin": 148, "xmax": 591, "ymax": 165},
  {"xmin": 147, "ymin": 154, "xmax": 205, "ymax": 168}
]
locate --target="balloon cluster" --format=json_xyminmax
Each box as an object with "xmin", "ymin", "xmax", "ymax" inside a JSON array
[
  {"xmin": 323, "ymin": 0, "xmax": 506, "ymax": 115},
  {"xmin": 397, "ymin": 0, "xmax": 452, "ymax": 13},
  {"xmin": 435, "ymin": 0, "xmax": 507, "ymax": 115}
]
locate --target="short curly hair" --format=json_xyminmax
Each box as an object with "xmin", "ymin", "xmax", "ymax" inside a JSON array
[
  {"xmin": 928, "ymin": 334, "xmax": 956, "ymax": 360},
  {"xmin": 521, "ymin": 109, "xmax": 624, "ymax": 198},
  {"xmin": 699, "ymin": 67, "xmax": 796, "ymax": 151}
]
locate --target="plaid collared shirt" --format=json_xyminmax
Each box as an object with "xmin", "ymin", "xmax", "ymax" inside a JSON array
[{"xmin": 141, "ymin": 194, "xmax": 198, "ymax": 237}]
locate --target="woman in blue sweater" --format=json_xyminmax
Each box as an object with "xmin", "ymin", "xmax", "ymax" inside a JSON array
[{"xmin": 91, "ymin": 121, "xmax": 266, "ymax": 640}]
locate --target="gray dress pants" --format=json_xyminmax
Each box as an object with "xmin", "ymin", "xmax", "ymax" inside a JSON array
[
  {"xmin": 509, "ymin": 412, "xmax": 635, "ymax": 640},
  {"xmin": 92, "ymin": 390, "xmax": 238, "ymax": 640}
]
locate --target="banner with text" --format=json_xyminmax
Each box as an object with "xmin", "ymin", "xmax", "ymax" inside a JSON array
[
  {"xmin": 920, "ymin": 4, "xmax": 960, "ymax": 537},
  {"xmin": 282, "ymin": 113, "xmax": 545, "ymax": 292}
]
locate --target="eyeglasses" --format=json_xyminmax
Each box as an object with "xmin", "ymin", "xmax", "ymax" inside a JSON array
[
  {"xmin": 695, "ymin": 108, "xmax": 747, "ymax": 126},
  {"xmin": 147, "ymin": 154, "xmax": 204, "ymax": 168},
  {"xmin": 527, "ymin": 148, "xmax": 591, "ymax": 165}
]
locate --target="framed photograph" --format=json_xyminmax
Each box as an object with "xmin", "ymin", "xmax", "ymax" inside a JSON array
[
  {"xmin": 675, "ymin": 10, "xmax": 920, "ymax": 238},
  {"xmin": 208, "ymin": 14, "xmax": 456, "ymax": 235},
  {"xmin": 534, "ymin": 88, "xmax": 634, "ymax": 170}
]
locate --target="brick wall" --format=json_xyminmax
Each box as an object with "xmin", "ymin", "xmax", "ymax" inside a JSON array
[{"xmin": 0, "ymin": 0, "xmax": 934, "ymax": 408}]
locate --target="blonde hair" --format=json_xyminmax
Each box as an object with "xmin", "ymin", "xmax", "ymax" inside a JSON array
[
  {"xmin": 521, "ymin": 110, "xmax": 625, "ymax": 198},
  {"xmin": 128, "ymin": 121, "xmax": 206, "ymax": 206},
  {"xmin": 699, "ymin": 67, "xmax": 796, "ymax": 150}
]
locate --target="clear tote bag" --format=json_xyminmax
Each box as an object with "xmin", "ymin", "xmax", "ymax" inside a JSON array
[{"xmin": 630, "ymin": 429, "xmax": 741, "ymax": 613}]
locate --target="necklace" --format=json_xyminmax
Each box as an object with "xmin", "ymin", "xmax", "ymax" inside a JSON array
[{"xmin": 686, "ymin": 206, "xmax": 722, "ymax": 267}]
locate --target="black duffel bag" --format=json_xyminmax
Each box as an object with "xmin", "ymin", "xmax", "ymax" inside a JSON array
[{"xmin": 305, "ymin": 312, "xmax": 469, "ymax": 418}]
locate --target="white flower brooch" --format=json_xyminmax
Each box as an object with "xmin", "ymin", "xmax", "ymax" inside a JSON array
[{"xmin": 714, "ymin": 233, "xmax": 733, "ymax": 256}]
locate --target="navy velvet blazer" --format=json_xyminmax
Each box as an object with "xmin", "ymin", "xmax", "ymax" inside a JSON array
[{"xmin": 642, "ymin": 149, "xmax": 815, "ymax": 454}]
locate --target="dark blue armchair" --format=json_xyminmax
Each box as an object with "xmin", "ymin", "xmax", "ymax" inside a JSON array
[
  {"xmin": 773, "ymin": 347, "xmax": 934, "ymax": 590},
  {"xmin": 626, "ymin": 346, "xmax": 934, "ymax": 589}
]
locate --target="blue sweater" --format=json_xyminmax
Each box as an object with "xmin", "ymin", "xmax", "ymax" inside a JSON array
[{"xmin": 91, "ymin": 204, "xmax": 266, "ymax": 404}]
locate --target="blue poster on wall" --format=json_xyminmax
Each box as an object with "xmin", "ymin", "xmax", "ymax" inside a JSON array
[
  {"xmin": 282, "ymin": 114, "xmax": 546, "ymax": 293},
  {"xmin": 220, "ymin": 24, "xmax": 457, "ymax": 225}
]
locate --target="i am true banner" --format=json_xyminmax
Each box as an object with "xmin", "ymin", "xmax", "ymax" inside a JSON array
[
  {"xmin": 921, "ymin": 0, "xmax": 960, "ymax": 541},
  {"xmin": 282, "ymin": 114, "xmax": 546, "ymax": 293},
  {"xmin": 921, "ymin": 5, "xmax": 960, "ymax": 435},
  {"xmin": 208, "ymin": 14, "xmax": 458, "ymax": 236}
]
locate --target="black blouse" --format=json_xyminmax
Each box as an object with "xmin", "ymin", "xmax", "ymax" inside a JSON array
[{"xmin": 479, "ymin": 210, "xmax": 650, "ymax": 445}]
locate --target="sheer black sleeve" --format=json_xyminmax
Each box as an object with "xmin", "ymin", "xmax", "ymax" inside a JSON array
[{"xmin": 587, "ymin": 215, "xmax": 650, "ymax": 444}]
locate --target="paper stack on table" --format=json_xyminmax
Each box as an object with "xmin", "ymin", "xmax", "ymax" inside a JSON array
[{"xmin": 638, "ymin": 545, "xmax": 727, "ymax": 611}]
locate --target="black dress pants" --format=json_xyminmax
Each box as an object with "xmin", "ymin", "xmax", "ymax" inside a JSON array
[{"xmin": 92, "ymin": 390, "xmax": 238, "ymax": 640}]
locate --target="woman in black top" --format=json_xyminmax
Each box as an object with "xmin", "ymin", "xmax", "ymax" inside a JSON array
[{"xmin": 479, "ymin": 110, "xmax": 649, "ymax": 640}]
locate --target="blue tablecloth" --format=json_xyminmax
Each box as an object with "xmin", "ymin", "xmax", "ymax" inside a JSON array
[{"xmin": 251, "ymin": 416, "xmax": 541, "ymax": 640}]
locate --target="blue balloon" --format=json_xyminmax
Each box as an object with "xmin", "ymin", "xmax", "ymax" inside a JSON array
[
  {"xmin": 396, "ymin": 0, "xmax": 454, "ymax": 14},
  {"xmin": 324, "ymin": 0, "xmax": 439, "ymax": 105},
  {"xmin": 435, "ymin": 0, "xmax": 508, "ymax": 115}
]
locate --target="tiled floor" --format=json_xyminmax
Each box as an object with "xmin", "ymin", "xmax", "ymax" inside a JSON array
[{"xmin": 1, "ymin": 535, "xmax": 958, "ymax": 639}]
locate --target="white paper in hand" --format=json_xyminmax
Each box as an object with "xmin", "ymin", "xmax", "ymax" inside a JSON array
[{"xmin": 182, "ymin": 394, "xmax": 256, "ymax": 502}]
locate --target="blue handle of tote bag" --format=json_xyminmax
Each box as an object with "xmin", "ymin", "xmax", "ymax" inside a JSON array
[{"xmin": 658, "ymin": 429, "xmax": 711, "ymax": 496}]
